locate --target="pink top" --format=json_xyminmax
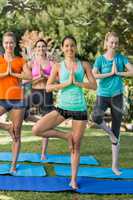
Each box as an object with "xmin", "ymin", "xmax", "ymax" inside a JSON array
[{"xmin": 32, "ymin": 60, "xmax": 52, "ymax": 78}]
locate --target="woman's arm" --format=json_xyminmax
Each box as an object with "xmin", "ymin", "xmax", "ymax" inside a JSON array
[
  {"xmin": 92, "ymin": 65, "xmax": 114, "ymax": 79},
  {"xmin": 0, "ymin": 71, "xmax": 8, "ymax": 77},
  {"xmin": 46, "ymin": 63, "xmax": 72, "ymax": 92},
  {"xmin": 0, "ymin": 62, "xmax": 10, "ymax": 77},
  {"xmin": 92, "ymin": 69, "xmax": 113, "ymax": 79},
  {"xmin": 74, "ymin": 61, "xmax": 97, "ymax": 90},
  {"xmin": 116, "ymin": 63, "xmax": 133, "ymax": 77},
  {"xmin": 32, "ymin": 76, "xmax": 47, "ymax": 84}
]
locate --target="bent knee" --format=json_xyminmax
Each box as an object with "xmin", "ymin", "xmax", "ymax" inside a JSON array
[
  {"xmin": 92, "ymin": 109, "xmax": 103, "ymax": 124},
  {"xmin": 92, "ymin": 106, "xmax": 104, "ymax": 124},
  {"xmin": 92, "ymin": 114, "xmax": 103, "ymax": 124},
  {"xmin": 32, "ymin": 125, "xmax": 41, "ymax": 136}
]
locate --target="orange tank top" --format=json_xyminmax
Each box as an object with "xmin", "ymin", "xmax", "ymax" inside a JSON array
[{"xmin": 0, "ymin": 56, "xmax": 25, "ymax": 100}]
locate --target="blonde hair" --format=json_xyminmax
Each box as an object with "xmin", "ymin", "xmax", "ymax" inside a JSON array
[
  {"xmin": 104, "ymin": 32, "xmax": 119, "ymax": 50},
  {"xmin": 2, "ymin": 32, "xmax": 16, "ymax": 43}
]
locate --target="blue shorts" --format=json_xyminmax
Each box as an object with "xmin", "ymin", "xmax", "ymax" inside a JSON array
[
  {"xmin": 0, "ymin": 100, "xmax": 25, "ymax": 111},
  {"xmin": 55, "ymin": 107, "xmax": 88, "ymax": 121}
]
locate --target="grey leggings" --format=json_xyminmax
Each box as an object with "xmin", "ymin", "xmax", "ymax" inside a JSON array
[{"xmin": 92, "ymin": 94, "xmax": 123, "ymax": 139}]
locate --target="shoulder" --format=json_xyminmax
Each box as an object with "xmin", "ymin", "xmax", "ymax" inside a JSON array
[
  {"xmin": 80, "ymin": 60, "xmax": 92, "ymax": 73},
  {"xmin": 116, "ymin": 53, "xmax": 129, "ymax": 63},
  {"xmin": 15, "ymin": 56, "xmax": 26, "ymax": 65},
  {"xmin": 95, "ymin": 55, "xmax": 103, "ymax": 62},
  {"xmin": 82, "ymin": 61, "xmax": 91, "ymax": 69},
  {"xmin": 116, "ymin": 53, "xmax": 127, "ymax": 59},
  {"xmin": 52, "ymin": 62, "xmax": 60, "ymax": 72},
  {"xmin": 0, "ymin": 55, "xmax": 3, "ymax": 62},
  {"xmin": 27, "ymin": 59, "xmax": 34, "ymax": 69},
  {"xmin": 93, "ymin": 55, "xmax": 104, "ymax": 68},
  {"xmin": 0, "ymin": 55, "xmax": 5, "ymax": 63}
]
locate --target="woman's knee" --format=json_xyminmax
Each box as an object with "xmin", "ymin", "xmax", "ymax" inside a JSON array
[
  {"xmin": 73, "ymin": 143, "xmax": 81, "ymax": 152},
  {"xmin": 92, "ymin": 113, "xmax": 103, "ymax": 124},
  {"xmin": 0, "ymin": 108, "xmax": 6, "ymax": 116},
  {"xmin": 12, "ymin": 124, "xmax": 21, "ymax": 142},
  {"xmin": 32, "ymin": 125, "xmax": 40, "ymax": 136},
  {"xmin": 92, "ymin": 107, "xmax": 104, "ymax": 124},
  {"xmin": 72, "ymin": 137, "xmax": 81, "ymax": 151},
  {"xmin": 13, "ymin": 124, "xmax": 21, "ymax": 133}
]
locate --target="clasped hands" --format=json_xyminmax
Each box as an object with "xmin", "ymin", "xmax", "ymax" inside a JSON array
[
  {"xmin": 68, "ymin": 68, "xmax": 77, "ymax": 85},
  {"xmin": 6, "ymin": 62, "xmax": 24, "ymax": 79},
  {"xmin": 6, "ymin": 62, "xmax": 16, "ymax": 76},
  {"xmin": 111, "ymin": 61, "xmax": 120, "ymax": 76}
]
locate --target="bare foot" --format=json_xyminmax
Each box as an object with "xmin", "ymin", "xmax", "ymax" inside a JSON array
[
  {"xmin": 69, "ymin": 181, "xmax": 79, "ymax": 190},
  {"xmin": 112, "ymin": 167, "xmax": 122, "ymax": 176},
  {"xmin": 10, "ymin": 165, "xmax": 17, "ymax": 173},
  {"xmin": 67, "ymin": 134, "xmax": 74, "ymax": 152},
  {"xmin": 41, "ymin": 154, "xmax": 47, "ymax": 160}
]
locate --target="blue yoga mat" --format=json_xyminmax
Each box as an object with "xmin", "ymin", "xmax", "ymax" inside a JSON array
[
  {"xmin": 0, "ymin": 152, "xmax": 99, "ymax": 165},
  {"xmin": 41, "ymin": 154, "xmax": 99, "ymax": 165},
  {"xmin": 0, "ymin": 152, "xmax": 40, "ymax": 162},
  {"xmin": 0, "ymin": 164, "xmax": 46, "ymax": 176},
  {"xmin": 77, "ymin": 177, "xmax": 133, "ymax": 194},
  {"xmin": 54, "ymin": 165, "xmax": 133, "ymax": 179},
  {"xmin": 0, "ymin": 176, "xmax": 133, "ymax": 194}
]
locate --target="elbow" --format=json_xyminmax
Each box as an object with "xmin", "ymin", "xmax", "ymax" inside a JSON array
[
  {"xmin": 89, "ymin": 80, "xmax": 97, "ymax": 90},
  {"xmin": 94, "ymin": 84, "xmax": 97, "ymax": 90},
  {"xmin": 46, "ymin": 85, "xmax": 51, "ymax": 92},
  {"xmin": 92, "ymin": 81, "xmax": 97, "ymax": 90},
  {"xmin": 29, "ymin": 75, "xmax": 32, "ymax": 80}
]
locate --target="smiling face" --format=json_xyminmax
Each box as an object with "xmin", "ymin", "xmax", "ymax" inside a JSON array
[
  {"xmin": 3, "ymin": 36, "xmax": 16, "ymax": 54},
  {"xmin": 106, "ymin": 36, "xmax": 119, "ymax": 51},
  {"xmin": 61, "ymin": 38, "xmax": 77, "ymax": 59},
  {"xmin": 35, "ymin": 41, "xmax": 47, "ymax": 56}
]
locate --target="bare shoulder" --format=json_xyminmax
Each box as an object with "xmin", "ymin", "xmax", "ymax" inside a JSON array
[
  {"xmin": 25, "ymin": 60, "xmax": 32, "ymax": 69},
  {"xmin": 82, "ymin": 61, "xmax": 92, "ymax": 70},
  {"xmin": 52, "ymin": 62, "xmax": 60, "ymax": 72}
]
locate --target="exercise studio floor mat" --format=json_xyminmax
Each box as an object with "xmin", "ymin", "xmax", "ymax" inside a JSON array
[
  {"xmin": 0, "ymin": 164, "xmax": 46, "ymax": 176},
  {"xmin": 0, "ymin": 152, "xmax": 99, "ymax": 165},
  {"xmin": 54, "ymin": 165, "xmax": 133, "ymax": 179},
  {"xmin": 0, "ymin": 176, "xmax": 133, "ymax": 194}
]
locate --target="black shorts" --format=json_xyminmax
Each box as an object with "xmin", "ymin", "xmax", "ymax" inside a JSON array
[
  {"xmin": 24, "ymin": 89, "xmax": 54, "ymax": 119},
  {"xmin": 55, "ymin": 107, "xmax": 88, "ymax": 121}
]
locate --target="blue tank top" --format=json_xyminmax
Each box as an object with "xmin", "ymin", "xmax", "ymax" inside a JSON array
[
  {"xmin": 56, "ymin": 60, "xmax": 87, "ymax": 111},
  {"xmin": 93, "ymin": 53, "xmax": 129, "ymax": 97}
]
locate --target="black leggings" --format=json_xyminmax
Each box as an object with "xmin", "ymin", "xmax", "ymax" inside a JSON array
[
  {"xmin": 24, "ymin": 89, "xmax": 54, "ymax": 119},
  {"xmin": 92, "ymin": 94, "xmax": 123, "ymax": 139}
]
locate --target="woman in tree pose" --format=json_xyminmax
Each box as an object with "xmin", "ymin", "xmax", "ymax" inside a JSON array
[
  {"xmin": 92, "ymin": 31, "xmax": 133, "ymax": 175},
  {"xmin": 0, "ymin": 32, "xmax": 31, "ymax": 172},
  {"xmin": 24, "ymin": 39, "xmax": 54, "ymax": 160},
  {"xmin": 32, "ymin": 35, "xmax": 97, "ymax": 189}
]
